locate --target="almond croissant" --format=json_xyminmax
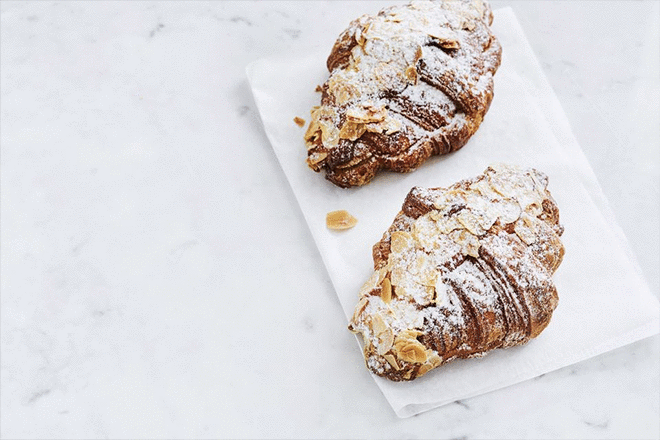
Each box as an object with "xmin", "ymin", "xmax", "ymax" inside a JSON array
[
  {"xmin": 305, "ymin": 0, "xmax": 502, "ymax": 187},
  {"xmin": 348, "ymin": 164, "xmax": 564, "ymax": 381}
]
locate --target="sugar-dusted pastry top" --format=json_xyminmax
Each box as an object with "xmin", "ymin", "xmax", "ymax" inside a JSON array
[
  {"xmin": 304, "ymin": 0, "xmax": 502, "ymax": 187},
  {"xmin": 348, "ymin": 164, "xmax": 564, "ymax": 381}
]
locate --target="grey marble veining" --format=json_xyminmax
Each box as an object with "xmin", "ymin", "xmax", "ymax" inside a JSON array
[{"xmin": 1, "ymin": 1, "xmax": 658, "ymax": 438}]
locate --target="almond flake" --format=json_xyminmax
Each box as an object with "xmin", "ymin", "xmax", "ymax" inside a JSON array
[
  {"xmin": 372, "ymin": 314, "xmax": 387, "ymax": 335},
  {"xmin": 377, "ymin": 329, "xmax": 394, "ymax": 355},
  {"xmin": 417, "ymin": 364, "xmax": 431, "ymax": 377},
  {"xmin": 326, "ymin": 210, "xmax": 358, "ymax": 230},
  {"xmin": 397, "ymin": 341, "xmax": 427, "ymax": 364},
  {"xmin": 405, "ymin": 65, "xmax": 418, "ymax": 85},
  {"xmin": 339, "ymin": 120, "xmax": 367, "ymax": 141},
  {"xmin": 380, "ymin": 278, "xmax": 392, "ymax": 303},
  {"xmin": 514, "ymin": 214, "xmax": 538, "ymax": 245},
  {"xmin": 306, "ymin": 152, "xmax": 327, "ymax": 169},
  {"xmin": 293, "ymin": 116, "xmax": 305, "ymax": 127},
  {"xmin": 384, "ymin": 354, "xmax": 400, "ymax": 370},
  {"xmin": 390, "ymin": 230, "xmax": 413, "ymax": 254}
]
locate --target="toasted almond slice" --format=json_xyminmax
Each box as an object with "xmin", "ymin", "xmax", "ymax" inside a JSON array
[
  {"xmin": 377, "ymin": 329, "xmax": 394, "ymax": 355},
  {"xmin": 372, "ymin": 314, "xmax": 386, "ymax": 335},
  {"xmin": 427, "ymin": 353, "xmax": 442, "ymax": 367},
  {"xmin": 497, "ymin": 198, "xmax": 522, "ymax": 224},
  {"xmin": 405, "ymin": 65, "xmax": 418, "ymax": 85},
  {"xmin": 456, "ymin": 209, "xmax": 487, "ymax": 236},
  {"xmin": 293, "ymin": 116, "xmax": 305, "ymax": 127},
  {"xmin": 306, "ymin": 151, "xmax": 327, "ymax": 168},
  {"xmin": 380, "ymin": 278, "xmax": 392, "ymax": 303},
  {"xmin": 427, "ymin": 29, "xmax": 460, "ymax": 49},
  {"xmin": 417, "ymin": 364, "xmax": 431, "ymax": 377},
  {"xmin": 390, "ymin": 267, "xmax": 406, "ymax": 287},
  {"xmin": 514, "ymin": 214, "xmax": 537, "ymax": 245},
  {"xmin": 390, "ymin": 230, "xmax": 413, "ymax": 254},
  {"xmin": 434, "ymin": 215, "xmax": 462, "ymax": 235},
  {"xmin": 449, "ymin": 229, "xmax": 480, "ymax": 258},
  {"xmin": 399, "ymin": 328, "xmax": 423, "ymax": 340},
  {"xmin": 349, "ymin": 297, "xmax": 368, "ymax": 329},
  {"xmin": 326, "ymin": 210, "xmax": 358, "ymax": 230},
  {"xmin": 384, "ymin": 354, "xmax": 400, "ymax": 370},
  {"xmin": 339, "ymin": 120, "xmax": 367, "ymax": 141},
  {"xmin": 397, "ymin": 343, "xmax": 427, "ymax": 364}
]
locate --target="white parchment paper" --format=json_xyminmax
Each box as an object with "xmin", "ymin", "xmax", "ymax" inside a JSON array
[{"xmin": 246, "ymin": 8, "xmax": 659, "ymax": 417}]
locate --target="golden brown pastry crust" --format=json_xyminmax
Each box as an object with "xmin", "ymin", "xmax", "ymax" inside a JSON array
[
  {"xmin": 304, "ymin": 0, "xmax": 502, "ymax": 187},
  {"xmin": 348, "ymin": 164, "xmax": 564, "ymax": 381}
]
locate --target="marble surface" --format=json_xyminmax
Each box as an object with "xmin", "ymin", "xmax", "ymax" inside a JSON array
[{"xmin": 1, "ymin": 1, "xmax": 658, "ymax": 438}]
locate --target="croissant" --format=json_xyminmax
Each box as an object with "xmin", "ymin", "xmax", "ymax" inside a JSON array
[
  {"xmin": 304, "ymin": 0, "xmax": 502, "ymax": 187},
  {"xmin": 348, "ymin": 164, "xmax": 564, "ymax": 381}
]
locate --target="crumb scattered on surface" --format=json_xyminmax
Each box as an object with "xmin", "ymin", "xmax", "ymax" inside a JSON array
[
  {"xmin": 315, "ymin": 85, "xmax": 323, "ymax": 93},
  {"xmin": 326, "ymin": 210, "xmax": 358, "ymax": 230},
  {"xmin": 294, "ymin": 116, "xmax": 306, "ymax": 127}
]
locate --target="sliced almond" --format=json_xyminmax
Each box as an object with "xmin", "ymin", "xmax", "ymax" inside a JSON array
[
  {"xmin": 377, "ymin": 329, "xmax": 394, "ymax": 355},
  {"xmin": 456, "ymin": 209, "xmax": 487, "ymax": 236},
  {"xmin": 293, "ymin": 116, "xmax": 305, "ymax": 127},
  {"xmin": 326, "ymin": 210, "xmax": 358, "ymax": 230},
  {"xmin": 338, "ymin": 120, "xmax": 367, "ymax": 141},
  {"xmin": 380, "ymin": 278, "xmax": 392, "ymax": 303},
  {"xmin": 434, "ymin": 214, "xmax": 462, "ymax": 235},
  {"xmin": 372, "ymin": 314, "xmax": 387, "ymax": 335},
  {"xmin": 514, "ymin": 214, "xmax": 537, "ymax": 245},
  {"xmin": 427, "ymin": 353, "xmax": 443, "ymax": 367},
  {"xmin": 405, "ymin": 65, "xmax": 418, "ymax": 85},
  {"xmin": 306, "ymin": 151, "xmax": 327, "ymax": 169},
  {"xmin": 398, "ymin": 329, "xmax": 423, "ymax": 341},
  {"xmin": 345, "ymin": 104, "xmax": 387, "ymax": 123},
  {"xmin": 384, "ymin": 354, "xmax": 400, "ymax": 370},
  {"xmin": 397, "ymin": 342, "xmax": 428, "ymax": 364},
  {"xmin": 319, "ymin": 120, "xmax": 340, "ymax": 148},
  {"xmin": 449, "ymin": 229, "xmax": 480, "ymax": 258},
  {"xmin": 417, "ymin": 364, "xmax": 432, "ymax": 377},
  {"xmin": 383, "ymin": 116, "xmax": 402, "ymax": 134},
  {"xmin": 496, "ymin": 198, "xmax": 522, "ymax": 224},
  {"xmin": 427, "ymin": 29, "xmax": 460, "ymax": 49},
  {"xmin": 390, "ymin": 266, "xmax": 406, "ymax": 287},
  {"xmin": 348, "ymin": 296, "xmax": 368, "ymax": 332},
  {"xmin": 354, "ymin": 27, "xmax": 366, "ymax": 46},
  {"xmin": 390, "ymin": 230, "xmax": 413, "ymax": 254}
]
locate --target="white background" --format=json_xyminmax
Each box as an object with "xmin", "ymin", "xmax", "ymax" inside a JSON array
[{"xmin": 1, "ymin": 1, "xmax": 658, "ymax": 438}]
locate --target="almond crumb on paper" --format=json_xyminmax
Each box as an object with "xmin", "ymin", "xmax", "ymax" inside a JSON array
[
  {"xmin": 294, "ymin": 116, "xmax": 306, "ymax": 127},
  {"xmin": 326, "ymin": 210, "xmax": 358, "ymax": 230},
  {"xmin": 315, "ymin": 85, "xmax": 323, "ymax": 93}
]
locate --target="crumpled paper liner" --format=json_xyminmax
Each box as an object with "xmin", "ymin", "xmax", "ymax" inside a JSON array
[{"xmin": 246, "ymin": 7, "xmax": 659, "ymax": 418}]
